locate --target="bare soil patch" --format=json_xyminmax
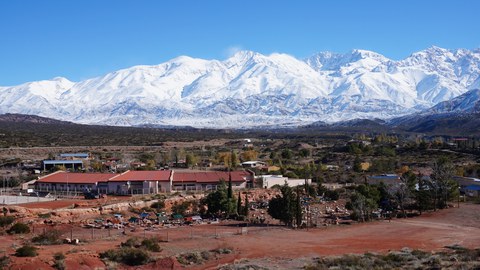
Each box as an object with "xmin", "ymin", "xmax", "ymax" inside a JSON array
[{"xmin": 2, "ymin": 203, "xmax": 479, "ymax": 269}]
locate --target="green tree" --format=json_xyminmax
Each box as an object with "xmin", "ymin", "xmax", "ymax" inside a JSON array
[
  {"xmin": 299, "ymin": 148, "xmax": 310, "ymax": 157},
  {"xmin": 281, "ymin": 149, "xmax": 293, "ymax": 160},
  {"xmin": 185, "ymin": 153, "xmax": 197, "ymax": 168},
  {"xmin": 346, "ymin": 192, "xmax": 368, "ymax": 222},
  {"xmin": 346, "ymin": 184, "xmax": 380, "ymax": 222},
  {"xmin": 244, "ymin": 195, "xmax": 249, "ymax": 217},
  {"xmin": 416, "ymin": 176, "xmax": 433, "ymax": 214},
  {"xmin": 353, "ymin": 156, "xmax": 362, "ymax": 172},
  {"xmin": 227, "ymin": 174, "xmax": 233, "ymax": 200},
  {"xmin": 267, "ymin": 184, "xmax": 302, "ymax": 227},
  {"xmin": 230, "ymin": 150, "xmax": 238, "ymax": 169},
  {"xmin": 203, "ymin": 181, "xmax": 236, "ymax": 216},
  {"xmin": 237, "ymin": 192, "xmax": 242, "ymax": 215},
  {"xmin": 295, "ymin": 187, "xmax": 302, "ymax": 227}
]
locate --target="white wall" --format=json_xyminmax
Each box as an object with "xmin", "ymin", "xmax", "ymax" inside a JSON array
[{"xmin": 261, "ymin": 175, "xmax": 311, "ymax": 189}]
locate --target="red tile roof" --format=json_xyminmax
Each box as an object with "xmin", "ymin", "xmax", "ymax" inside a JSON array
[
  {"xmin": 110, "ymin": 170, "xmax": 172, "ymax": 182},
  {"xmin": 173, "ymin": 171, "xmax": 249, "ymax": 183},
  {"xmin": 37, "ymin": 171, "xmax": 117, "ymax": 184}
]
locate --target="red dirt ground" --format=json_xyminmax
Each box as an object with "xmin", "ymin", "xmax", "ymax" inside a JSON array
[{"xmin": 2, "ymin": 203, "xmax": 480, "ymax": 269}]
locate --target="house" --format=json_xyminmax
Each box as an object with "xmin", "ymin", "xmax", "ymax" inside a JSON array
[
  {"xmin": 241, "ymin": 161, "xmax": 267, "ymax": 168},
  {"xmin": 108, "ymin": 170, "xmax": 173, "ymax": 195},
  {"xmin": 259, "ymin": 175, "xmax": 311, "ymax": 189},
  {"xmin": 35, "ymin": 171, "xmax": 117, "ymax": 194},
  {"xmin": 42, "ymin": 160, "xmax": 83, "ymax": 171},
  {"xmin": 367, "ymin": 174, "xmax": 401, "ymax": 186},
  {"xmin": 172, "ymin": 171, "xmax": 252, "ymax": 191},
  {"xmin": 453, "ymin": 176, "xmax": 480, "ymax": 197},
  {"xmin": 21, "ymin": 179, "xmax": 37, "ymax": 193}
]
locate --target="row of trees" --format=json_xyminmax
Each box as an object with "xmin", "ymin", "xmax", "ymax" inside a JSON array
[
  {"xmin": 202, "ymin": 178, "xmax": 249, "ymax": 217},
  {"xmin": 267, "ymin": 185, "xmax": 303, "ymax": 227},
  {"xmin": 266, "ymin": 157, "xmax": 459, "ymax": 225},
  {"xmin": 347, "ymin": 157, "xmax": 459, "ymax": 221}
]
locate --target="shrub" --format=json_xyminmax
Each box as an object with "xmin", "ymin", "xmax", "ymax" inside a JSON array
[
  {"xmin": 54, "ymin": 252, "xmax": 66, "ymax": 261},
  {"xmin": 150, "ymin": 201, "xmax": 165, "ymax": 210},
  {"xmin": 15, "ymin": 245, "xmax": 38, "ymax": 257},
  {"xmin": 200, "ymin": 251, "xmax": 211, "ymax": 260},
  {"xmin": 0, "ymin": 255, "xmax": 10, "ymax": 269},
  {"xmin": 141, "ymin": 238, "xmax": 161, "ymax": 252},
  {"xmin": 177, "ymin": 252, "xmax": 204, "ymax": 265},
  {"xmin": 100, "ymin": 248, "xmax": 151, "ymax": 266},
  {"xmin": 0, "ymin": 216, "xmax": 15, "ymax": 227},
  {"xmin": 32, "ymin": 229, "xmax": 62, "ymax": 245},
  {"xmin": 213, "ymin": 248, "xmax": 233, "ymax": 254},
  {"xmin": 53, "ymin": 252, "xmax": 66, "ymax": 270},
  {"xmin": 121, "ymin": 237, "xmax": 141, "ymax": 248},
  {"xmin": 38, "ymin": 213, "xmax": 51, "ymax": 219},
  {"xmin": 7, "ymin": 223, "xmax": 30, "ymax": 234},
  {"xmin": 324, "ymin": 189, "xmax": 340, "ymax": 201}
]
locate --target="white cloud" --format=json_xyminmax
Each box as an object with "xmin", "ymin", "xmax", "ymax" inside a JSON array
[{"xmin": 223, "ymin": 45, "xmax": 244, "ymax": 58}]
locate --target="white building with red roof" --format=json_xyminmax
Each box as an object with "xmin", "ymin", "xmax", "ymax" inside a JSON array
[
  {"xmin": 35, "ymin": 169, "xmax": 254, "ymax": 195},
  {"xmin": 35, "ymin": 171, "xmax": 117, "ymax": 194},
  {"xmin": 108, "ymin": 170, "xmax": 173, "ymax": 195}
]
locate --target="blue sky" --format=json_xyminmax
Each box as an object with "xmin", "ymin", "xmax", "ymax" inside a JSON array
[{"xmin": 1, "ymin": 0, "xmax": 479, "ymax": 86}]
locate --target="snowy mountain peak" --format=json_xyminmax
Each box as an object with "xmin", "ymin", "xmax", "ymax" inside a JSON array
[
  {"xmin": 350, "ymin": 49, "xmax": 389, "ymax": 61},
  {"xmin": 429, "ymin": 89, "xmax": 480, "ymax": 113},
  {"xmin": 1, "ymin": 47, "xmax": 479, "ymax": 128},
  {"xmin": 226, "ymin": 50, "xmax": 261, "ymax": 63}
]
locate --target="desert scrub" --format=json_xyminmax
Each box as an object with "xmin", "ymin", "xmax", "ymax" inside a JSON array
[
  {"xmin": 0, "ymin": 255, "xmax": 10, "ymax": 269},
  {"xmin": 15, "ymin": 245, "xmax": 38, "ymax": 257},
  {"xmin": 121, "ymin": 237, "xmax": 161, "ymax": 252},
  {"xmin": 120, "ymin": 237, "xmax": 141, "ymax": 248},
  {"xmin": 100, "ymin": 248, "xmax": 151, "ymax": 266},
  {"xmin": 0, "ymin": 216, "xmax": 15, "ymax": 227},
  {"xmin": 177, "ymin": 252, "xmax": 205, "ymax": 265},
  {"xmin": 38, "ymin": 213, "xmax": 52, "ymax": 219},
  {"xmin": 7, "ymin": 223, "xmax": 30, "ymax": 234},
  {"xmin": 213, "ymin": 248, "xmax": 233, "ymax": 254},
  {"xmin": 32, "ymin": 229, "xmax": 62, "ymax": 245},
  {"xmin": 141, "ymin": 238, "xmax": 162, "ymax": 252},
  {"xmin": 53, "ymin": 252, "xmax": 66, "ymax": 270}
]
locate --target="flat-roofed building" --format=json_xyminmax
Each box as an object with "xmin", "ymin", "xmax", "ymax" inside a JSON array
[
  {"xmin": 42, "ymin": 160, "xmax": 83, "ymax": 172},
  {"xmin": 172, "ymin": 171, "xmax": 252, "ymax": 191}
]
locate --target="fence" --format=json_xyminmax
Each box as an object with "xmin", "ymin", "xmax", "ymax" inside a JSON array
[
  {"xmin": 0, "ymin": 195, "xmax": 54, "ymax": 205},
  {"xmin": 30, "ymin": 223, "xmax": 279, "ymax": 244}
]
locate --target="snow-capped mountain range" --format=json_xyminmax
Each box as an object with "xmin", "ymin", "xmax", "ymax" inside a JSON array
[{"xmin": 1, "ymin": 46, "xmax": 479, "ymax": 128}]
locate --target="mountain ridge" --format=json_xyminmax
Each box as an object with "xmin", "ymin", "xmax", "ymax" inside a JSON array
[{"xmin": 1, "ymin": 46, "xmax": 479, "ymax": 128}]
